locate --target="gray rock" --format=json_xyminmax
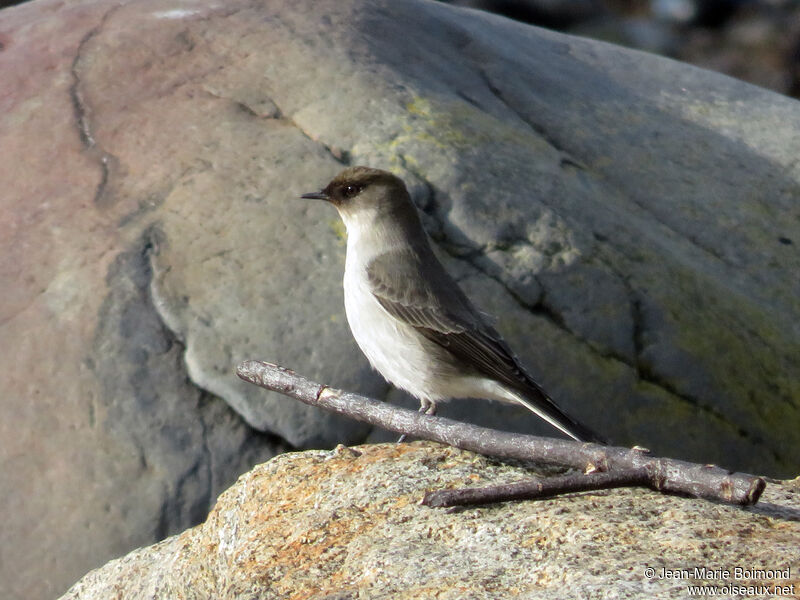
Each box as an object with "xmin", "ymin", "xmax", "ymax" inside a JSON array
[
  {"xmin": 2, "ymin": 0, "xmax": 800, "ymax": 598},
  {"xmin": 59, "ymin": 443, "xmax": 800, "ymax": 600},
  {"xmin": 443, "ymin": 0, "xmax": 606, "ymax": 29}
]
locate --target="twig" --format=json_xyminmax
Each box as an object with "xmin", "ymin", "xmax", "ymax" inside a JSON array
[
  {"xmin": 236, "ymin": 360, "xmax": 765, "ymax": 506},
  {"xmin": 422, "ymin": 469, "xmax": 652, "ymax": 507}
]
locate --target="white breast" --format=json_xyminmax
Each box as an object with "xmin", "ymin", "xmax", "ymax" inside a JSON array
[
  {"xmin": 338, "ymin": 209, "xmax": 510, "ymax": 405},
  {"xmin": 341, "ymin": 216, "xmax": 453, "ymax": 402},
  {"xmin": 342, "ymin": 256, "xmax": 437, "ymax": 401}
]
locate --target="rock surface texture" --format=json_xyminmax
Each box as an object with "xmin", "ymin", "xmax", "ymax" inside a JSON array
[
  {"xmin": 60, "ymin": 443, "xmax": 800, "ymax": 600},
  {"xmin": 1, "ymin": 0, "xmax": 799, "ymax": 598}
]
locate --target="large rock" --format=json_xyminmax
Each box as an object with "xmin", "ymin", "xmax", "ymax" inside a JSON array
[
  {"xmin": 59, "ymin": 443, "xmax": 800, "ymax": 599},
  {"xmin": 1, "ymin": 0, "xmax": 799, "ymax": 598}
]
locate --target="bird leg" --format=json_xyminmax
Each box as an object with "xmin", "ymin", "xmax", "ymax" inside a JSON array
[
  {"xmin": 397, "ymin": 399, "xmax": 438, "ymax": 442},
  {"xmin": 420, "ymin": 398, "xmax": 438, "ymax": 416}
]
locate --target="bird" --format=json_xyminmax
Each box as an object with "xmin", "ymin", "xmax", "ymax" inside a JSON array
[{"xmin": 301, "ymin": 166, "xmax": 605, "ymax": 444}]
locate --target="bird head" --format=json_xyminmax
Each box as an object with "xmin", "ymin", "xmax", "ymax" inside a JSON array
[{"xmin": 301, "ymin": 166, "xmax": 414, "ymax": 226}]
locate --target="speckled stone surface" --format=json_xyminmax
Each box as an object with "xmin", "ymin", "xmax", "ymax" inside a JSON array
[{"xmin": 61, "ymin": 443, "xmax": 800, "ymax": 599}]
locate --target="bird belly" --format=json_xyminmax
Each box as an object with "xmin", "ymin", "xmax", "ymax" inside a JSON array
[{"xmin": 343, "ymin": 268, "xmax": 454, "ymax": 402}]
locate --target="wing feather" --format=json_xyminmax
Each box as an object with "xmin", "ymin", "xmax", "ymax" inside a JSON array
[
  {"xmin": 364, "ymin": 248, "xmax": 605, "ymax": 443},
  {"xmin": 366, "ymin": 250, "xmax": 530, "ymax": 390},
  {"xmin": 365, "ymin": 249, "xmax": 605, "ymax": 443}
]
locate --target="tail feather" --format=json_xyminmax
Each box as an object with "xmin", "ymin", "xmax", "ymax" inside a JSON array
[{"xmin": 507, "ymin": 387, "xmax": 608, "ymax": 445}]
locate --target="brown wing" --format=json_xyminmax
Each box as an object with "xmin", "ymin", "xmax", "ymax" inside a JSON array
[
  {"xmin": 366, "ymin": 249, "xmax": 606, "ymax": 444},
  {"xmin": 366, "ymin": 250, "xmax": 540, "ymax": 392}
]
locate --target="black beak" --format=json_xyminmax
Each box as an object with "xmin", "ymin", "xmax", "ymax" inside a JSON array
[{"xmin": 300, "ymin": 191, "xmax": 329, "ymax": 201}]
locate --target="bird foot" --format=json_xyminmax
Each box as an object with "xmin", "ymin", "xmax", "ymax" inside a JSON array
[{"xmin": 396, "ymin": 401, "xmax": 438, "ymax": 443}]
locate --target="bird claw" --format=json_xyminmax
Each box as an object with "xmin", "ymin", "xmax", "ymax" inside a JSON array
[{"xmin": 396, "ymin": 401, "xmax": 438, "ymax": 442}]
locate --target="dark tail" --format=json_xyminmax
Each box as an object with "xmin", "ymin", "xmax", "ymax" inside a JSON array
[{"xmin": 508, "ymin": 386, "xmax": 608, "ymax": 445}]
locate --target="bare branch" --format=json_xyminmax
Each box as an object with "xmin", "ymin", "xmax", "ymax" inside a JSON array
[
  {"xmin": 422, "ymin": 469, "xmax": 652, "ymax": 507},
  {"xmin": 236, "ymin": 360, "xmax": 765, "ymax": 506}
]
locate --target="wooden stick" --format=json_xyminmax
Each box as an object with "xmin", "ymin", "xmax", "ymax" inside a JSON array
[
  {"xmin": 422, "ymin": 469, "xmax": 653, "ymax": 507},
  {"xmin": 236, "ymin": 360, "xmax": 765, "ymax": 506}
]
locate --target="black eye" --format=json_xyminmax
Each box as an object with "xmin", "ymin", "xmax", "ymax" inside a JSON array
[{"xmin": 341, "ymin": 184, "xmax": 361, "ymax": 199}]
